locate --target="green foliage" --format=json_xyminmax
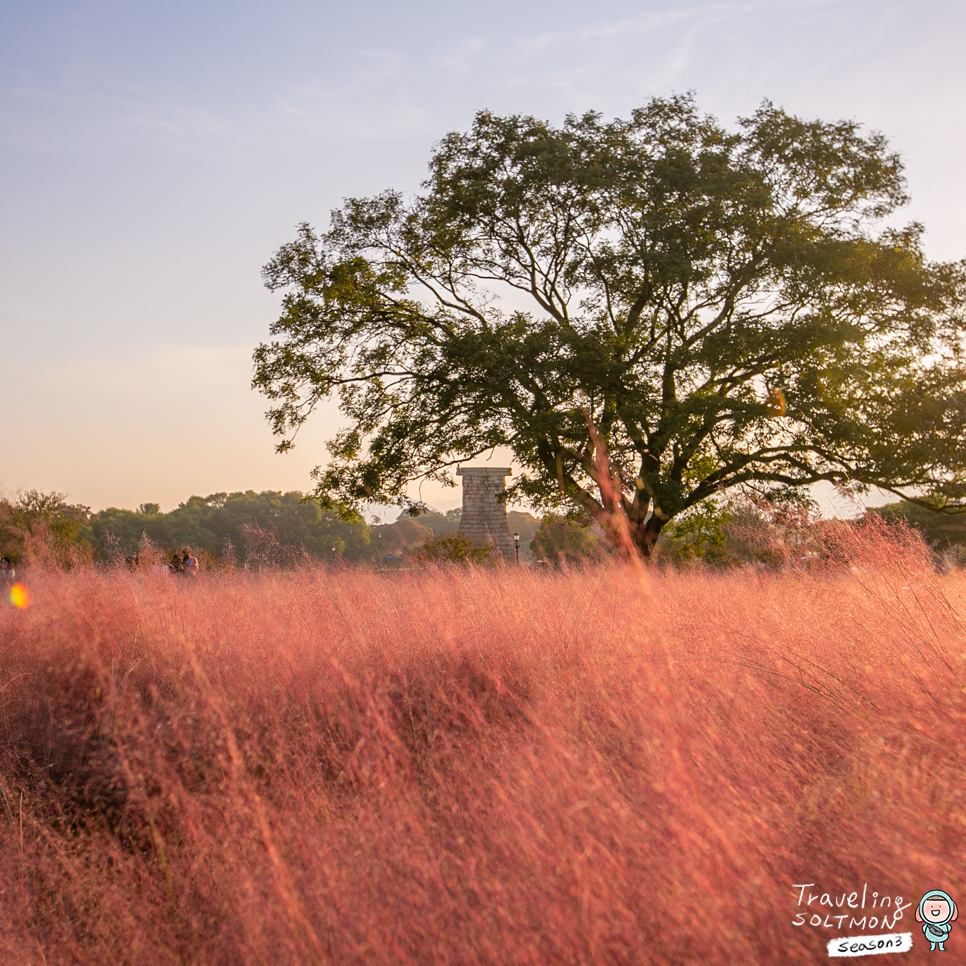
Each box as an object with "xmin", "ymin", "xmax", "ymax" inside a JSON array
[
  {"xmin": 255, "ymin": 94, "xmax": 966, "ymax": 556},
  {"xmin": 530, "ymin": 513, "xmax": 600, "ymax": 565},
  {"xmin": 90, "ymin": 491, "xmax": 371, "ymax": 563},
  {"xmin": 656, "ymin": 499, "xmax": 735, "ymax": 566},
  {"xmin": 369, "ymin": 517, "xmax": 434, "ymax": 556},
  {"xmin": 0, "ymin": 491, "xmax": 94, "ymax": 567},
  {"xmin": 0, "ymin": 502, "xmax": 14, "ymax": 561},
  {"xmin": 869, "ymin": 501, "xmax": 966, "ymax": 549},
  {"xmin": 724, "ymin": 492, "xmax": 822, "ymax": 567},
  {"xmin": 656, "ymin": 490, "xmax": 824, "ymax": 568},
  {"xmin": 400, "ymin": 508, "xmax": 463, "ymax": 535},
  {"xmin": 415, "ymin": 534, "xmax": 494, "ymax": 564},
  {"xmin": 506, "ymin": 511, "xmax": 541, "ymax": 559}
]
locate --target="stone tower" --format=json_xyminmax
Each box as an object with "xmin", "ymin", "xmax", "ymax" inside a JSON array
[{"xmin": 456, "ymin": 467, "xmax": 514, "ymax": 559}]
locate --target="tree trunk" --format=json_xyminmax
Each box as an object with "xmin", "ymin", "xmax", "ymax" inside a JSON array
[
  {"xmin": 582, "ymin": 490, "xmax": 666, "ymax": 560},
  {"xmin": 631, "ymin": 512, "xmax": 665, "ymax": 559}
]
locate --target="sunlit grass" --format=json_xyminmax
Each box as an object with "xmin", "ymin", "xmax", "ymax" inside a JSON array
[{"xmin": 0, "ymin": 530, "xmax": 962, "ymax": 964}]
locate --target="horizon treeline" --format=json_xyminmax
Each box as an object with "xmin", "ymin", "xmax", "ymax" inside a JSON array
[
  {"xmin": 0, "ymin": 490, "xmax": 542, "ymax": 566},
  {"xmin": 1, "ymin": 487, "xmax": 964, "ymax": 569}
]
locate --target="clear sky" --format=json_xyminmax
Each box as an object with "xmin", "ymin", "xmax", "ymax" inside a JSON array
[{"xmin": 2, "ymin": 0, "xmax": 964, "ymax": 514}]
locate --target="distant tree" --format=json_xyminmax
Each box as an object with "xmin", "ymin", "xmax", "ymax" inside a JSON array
[
  {"xmin": 0, "ymin": 499, "xmax": 17, "ymax": 563},
  {"xmin": 655, "ymin": 499, "xmax": 736, "ymax": 567},
  {"xmin": 530, "ymin": 513, "xmax": 600, "ymax": 565},
  {"xmin": 415, "ymin": 534, "xmax": 494, "ymax": 564},
  {"xmin": 369, "ymin": 518, "xmax": 434, "ymax": 556},
  {"xmin": 91, "ymin": 490, "xmax": 371, "ymax": 563},
  {"xmin": 507, "ymin": 511, "xmax": 541, "ymax": 560},
  {"xmin": 869, "ymin": 501, "xmax": 966, "ymax": 549},
  {"xmin": 90, "ymin": 507, "xmax": 161, "ymax": 558},
  {"xmin": 401, "ymin": 508, "xmax": 462, "ymax": 535},
  {"xmin": 254, "ymin": 94, "xmax": 966, "ymax": 557},
  {"xmin": 1, "ymin": 490, "xmax": 93, "ymax": 567},
  {"xmin": 655, "ymin": 488, "xmax": 821, "ymax": 567}
]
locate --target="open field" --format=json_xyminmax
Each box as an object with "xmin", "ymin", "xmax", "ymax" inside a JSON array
[{"xmin": 1, "ymin": 529, "xmax": 964, "ymax": 964}]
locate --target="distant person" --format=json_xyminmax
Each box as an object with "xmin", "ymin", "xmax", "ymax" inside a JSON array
[
  {"xmin": 169, "ymin": 552, "xmax": 184, "ymax": 575},
  {"xmin": 0, "ymin": 557, "xmax": 15, "ymax": 584},
  {"xmin": 181, "ymin": 548, "xmax": 199, "ymax": 577}
]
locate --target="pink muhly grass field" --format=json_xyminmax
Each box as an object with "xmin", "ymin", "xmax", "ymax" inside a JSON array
[{"xmin": 0, "ymin": 528, "xmax": 963, "ymax": 965}]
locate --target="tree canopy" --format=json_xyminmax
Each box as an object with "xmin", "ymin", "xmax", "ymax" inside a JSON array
[
  {"xmin": 89, "ymin": 490, "xmax": 372, "ymax": 562},
  {"xmin": 254, "ymin": 94, "xmax": 966, "ymax": 555},
  {"xmin": 0, "ymin": 490, "xmax": 93, "ymax": 567}
]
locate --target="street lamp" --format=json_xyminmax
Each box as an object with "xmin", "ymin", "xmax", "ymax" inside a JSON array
[{"xmin": 513, "ymin": 532, "xmax": 520, "ymax": 565}]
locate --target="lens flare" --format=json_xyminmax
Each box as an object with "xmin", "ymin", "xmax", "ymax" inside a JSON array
[{"xmin": 9, "ymin": 583, "xmax": 30, "ymax": 609}]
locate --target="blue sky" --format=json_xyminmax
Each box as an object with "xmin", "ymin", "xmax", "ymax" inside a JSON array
[{"xmin": 2, "ymin": 0, "xmax": 964, "ymax": 513}]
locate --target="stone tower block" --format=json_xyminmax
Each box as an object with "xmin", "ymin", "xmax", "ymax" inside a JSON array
[{"xmin": 456, "ymin": 467, "xmax": 514, "ymax": 559}]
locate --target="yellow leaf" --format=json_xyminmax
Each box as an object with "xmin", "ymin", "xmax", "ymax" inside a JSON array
[{"xmin": 766, "ymin": 388, "xmax": 787, "ymax": 417}]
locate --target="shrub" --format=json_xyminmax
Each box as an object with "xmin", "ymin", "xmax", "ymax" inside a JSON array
[
  {"xmin": 529, "ymin": 512, "xmax": 600, "ymax": 565},
  {"xmin": 414, "ymin": 533, "xmax": 494, "ymax": 563}
]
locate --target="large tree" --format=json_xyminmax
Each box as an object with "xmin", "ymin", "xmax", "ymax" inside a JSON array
[{"xmin": 253, "ymin": 94, "xmax": 966, "ymax": 555}]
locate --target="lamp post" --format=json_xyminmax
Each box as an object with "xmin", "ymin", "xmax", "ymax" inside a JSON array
[{"xmin": 513, "ymin": 532, "xmax": 520, "ymax": 565}]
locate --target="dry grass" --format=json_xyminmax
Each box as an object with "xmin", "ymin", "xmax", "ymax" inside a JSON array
[{"xmin": 0, "ymin": 526, "xmax": 963, "ymax": 964}]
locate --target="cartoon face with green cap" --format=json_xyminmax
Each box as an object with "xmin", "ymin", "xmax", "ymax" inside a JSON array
[{"xmin": 917, "ymin": 890, "xmax": 958, "ymax": 952}]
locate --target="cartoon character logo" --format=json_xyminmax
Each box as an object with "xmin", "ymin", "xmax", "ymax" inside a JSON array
[{"xmin": 917, "ymin": 890, "xmax": 958, "ymax": 952}]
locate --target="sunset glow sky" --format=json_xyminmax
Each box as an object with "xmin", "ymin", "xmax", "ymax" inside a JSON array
[{"xmin": 2, "ymin": 0, "xmax": 964, "ymax": 514}]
